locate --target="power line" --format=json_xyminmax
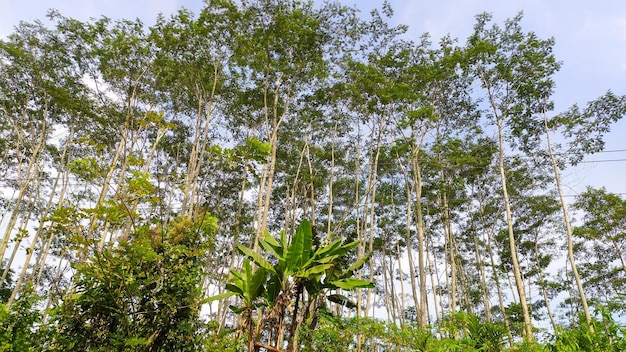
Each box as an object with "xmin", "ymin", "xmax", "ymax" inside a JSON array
[
  {"xmin": 592, "ymin": 149, "xmax": 626, "ymax": 154},
  {"xmin": 577, "ymin": 158, "xmax": 626, "ymax": 164},
  {"xmin": 0, "ymin": 155, "xmax": 626, "ymax": 183},
  {"xmin": 561, "ymin": 192, "xmax": 626, "ymax": 198}
]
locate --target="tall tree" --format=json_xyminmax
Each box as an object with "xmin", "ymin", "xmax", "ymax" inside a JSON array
[
  {"xmin": 542, "ymin": 91, "xmax": 626, "ymax": 325},
  {"xmin": 466, "ymin": 13, "xmax": 561, "ymax": 340}
]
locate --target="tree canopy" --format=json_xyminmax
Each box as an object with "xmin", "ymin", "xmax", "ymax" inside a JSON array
[{"xmin": 1, "ymin": 1, "xmax": 625, "ymax": 351}]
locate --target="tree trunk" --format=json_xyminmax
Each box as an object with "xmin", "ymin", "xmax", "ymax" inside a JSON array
[
  {"xmin": 496, "ymin": 117, "xmax": 533, "ymax": 340},
  {"xmin": 413, "ymin": 162, "xmax": 428, "ymax": 328},
  {"xmin": 542, "ymin": 111, "xmax": 593, "ymax": 329}
]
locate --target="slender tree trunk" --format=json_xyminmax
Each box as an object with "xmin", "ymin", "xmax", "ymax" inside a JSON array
[
  {"xmin": 396, "ymin": 240, "xmax": 407, "ymax": 326},
  {"xmin": 0, "ymin": 118, "xmax": 48, "ymax": 263},
  {"xmin": 437, "ymin": 154, "xmax": 458, "ymax": 315},
  {"xmin": 413, "ymin": 162, "xmax": 428, "ymax": 328},
  {"xmin": 444, "ymin": 202, "xmax": 458, "ymax": 314},
  {"xmin": 88, "ymin": 127, "xmax": 126, "ymax": 252},
  {"xmin": 354, "ymin": 122, "xmax": 363, "ymax": 320},
  {"xmin": 365, "ymin": 116, "xmax": 384, "ymax": 316},
  {"xmin": 542, "ymin": 110, "xmax": 593, "ymax": 329},
  {"xmin": 495, "ymin": 117, "xmax": 533, "ymax": 340},
  {"xmin": 426, "ymin": 241, "xmax": 440, "ymax": 324},
  {"xmin": 478, "ymin": 186, "xmax": 514, "ymax": 345},
  {"xmin": 34, "ymin": 156, "xmax": 71, "ymax": 287},
  {"xmin": 382, "ymin": 247, "xmax": 393, "ymax": 322},
  {"xmin": 186, "ymin": 69, "xmax": 220, "ymax": 220},
  {"xmin": 472, "ymin": 219, "xmax": 492, "ymax": 321},
  {"xmin": 41, "ymin": 257, "xmax": 65, "ymax": 323},
  {"xmin": 398, "ymin": 155, "xmax": 421, "ymax": 324},
  {"xmin": 8, "ymin": 124, "xmax": 74, "ymax": 306},
  {"xmin": 6, "ymin": 171, "xmax": 39, "ymax": 308},
  {"xmin": 533, "ymin": 239, "xmax": 557, "ymax": 333},
  {"xmin": 326, "ymin": 123, "xmax": 338, "ymax": 238}
]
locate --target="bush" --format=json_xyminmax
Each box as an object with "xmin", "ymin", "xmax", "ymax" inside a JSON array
[
  {"xmin": 549, "ymin": 307, "xmax": 626, "ymax": 352},
  {"xmin": 0, "ymin": 285, "xmax": 46, "ymax": 352}
]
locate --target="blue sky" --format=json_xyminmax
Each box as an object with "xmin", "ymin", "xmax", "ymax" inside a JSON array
[{"xmin": 2, "ymin": 0, "xmax": 625, "ymax": 196}]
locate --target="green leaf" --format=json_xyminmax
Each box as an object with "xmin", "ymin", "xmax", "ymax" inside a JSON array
[
  {"xmin": 329, "ymin": 278, "xmax": 375, "ymax": 290},
  {"xmin": 264, "ymin": 274, "xmax": 281, "ymax": 306},
  {"xmin": 335, "ymin": 240, "xmax": 359, "ymax": 255},
  {"xmin": 285, "ymin": 220, "xmax": 310, "ymax": 274},
  {"xmin": 313, "ymin": 239, "xmax": 342, "ymax": 258},
  {"xmin": 234, "ymin": 259, "xmax": 267, "ymax": 307},
  {"xmin": 299, "ymin": 263, "xmax": 333, "ymax": 278},
  {"xmin": 204, "ymin": 291, "xmax": 236, "ymax": 303},
  {"xmin": 229, "ymin": 305, "xmax": 247, "ymax": 314},
  {"xmin": 280, "ymin": 229, "xmax": 288, "ymax": 255},
  {"xmin": 224, "ymin": 284, "xmax": 243, "ymax": 296},
  {"xmin": 298, "ymin": 219, "xmax": 313, "ymax": 265},
  {"xmin": 259, "ymin": 233, "xmax": 284, "ymax": 261},
  {"xmin": 312, "ymin": 254, "xmax": 341, "ymax": 265},
  {"xmin": 246, "ymin": 266, "xmax": 267, "ymax": 305},
  {"xmin": 237, "ymin": 244, "xmax": 276, "ymax": 275},
  {"xmin": 230, "ymin": 269, "xmax": 243, "ymax": 282},
  {"xmin": 342, "ymin": 252, "xmax": 372, "ymax": 278},
  {"xmin": 327, "ymin": 294, "xmax": 357, "ymax": 309}
]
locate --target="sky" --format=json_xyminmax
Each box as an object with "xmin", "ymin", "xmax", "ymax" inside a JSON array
[{"xmin": 1, "ymin": 0, "xmax": 625, "ymax": 197}]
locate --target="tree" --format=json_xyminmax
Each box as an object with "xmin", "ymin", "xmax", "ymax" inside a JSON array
[
  {"xmin": 572, "ymin": 188, "xmax": 626, "ymax": 313},
  {"xmin": 51, "ymin": 213, "xmax": 217, "ymax": 351},
  {"xmin": 542, "ymin": 92, "xmax": 626, "ymax": 326},
  {"xmin": 466, "ymin": 12, "xmax": 561, "ymax": 341}
]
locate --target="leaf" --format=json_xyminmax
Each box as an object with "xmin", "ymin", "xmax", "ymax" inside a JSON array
[
  {"xmin": 327, "ymin": 294, "xmax": 357, "ymax": 309},
  {"xmin": 229, "ymin": 305, "xmax": 247, "ymax": 314},
  {"xmin": 280, "ymin": 229, "xmax": 288, "ymax": 255},
  {"xmin": 230, "ymin": 269, "xmax": 243, "ymax": 282},
  {"xmin": 246, "ymin": 266, "xmax": 267, "ymax": 305},
  {"xmin": 298, "ymin": 263, "xmax": 333, "ymax": 278},
  {"xmin": 313, "ymin": 239, "xmax": 342, "ymax": 258},
  {"xmin": 259, "ymin": 233, "xmax": 284, "ymax": 261},
  {"xmin": 264, "ymin": 274, "xmax": 281, "ymax": 306},
  {"xmin": 204, "ymin": 291, "xmax": 236, "ymax": 303},
  {"xmin": 334, "ymin": 240, "xmax": 359, "ymax": 256},
  {"xmin": 237, "ymin": 244, "xmax": 276, "ymax": 274},
  {"xmin": 342, "ymin": 252, "xmax": 372, "ymax": 278},
  {"xmin": 235, "ymin": 259, "xmax": 268, "ymax": 306},
  {"xmin": 312, "ymin": 254, "xmax": 341, "ymax": 265},
  {"xmin": 298, "ymin": 219, "xmax": 313, "ymax": 265},
  {"xmin": 285, "ymin": 221, "xmax": 307, "ymax": 274},
  {"xmin": 262, "ymin": 230, "xmax": 280, "ymax": 248},
  {"xmin": 329, "ymin": 278, "xmax": 375, "ymax": 290},
  {"xmin": 224, "ymin": 284, "xmax": 243, "ymax": 296}
]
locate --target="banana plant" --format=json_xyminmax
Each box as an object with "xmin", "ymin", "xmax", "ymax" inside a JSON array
[
  {"xmin": 212, "ymin": 219, "xmax": 373, "ymax": 351},
  {"xmin": 237, "ymin": 220, "xmax": 374, "ymax": 306},
  {"xmin": 207, "ymin": 258, "xmax": 267, "ymax": 352}
]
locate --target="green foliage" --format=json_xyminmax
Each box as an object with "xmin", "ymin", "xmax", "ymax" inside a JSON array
[
  {"xmin": 465, "ymin": 313, "xmax": 508, "ymax": 352},
  {"xmin": 202, "ymin": 322, "xmax": 246, "ymax": 352},
  {"xmin": 0, "ymin": 263, "xmax": 13, "ymax": 303},
  {"xmin": 437, "ymin": 312, "xmax": 507, "ymax": 351},
  {"xmin": 67, "ymin": 157, "xmax": 105, "ymax": 181},
  {"xmin": 512, "ymin": 340, "xmax": 548, "ymax": 352},
  {"xmin": 302, "ymin": 313, "xmax": 512, "ymax": 352},
  {"xmin": 227, "ymin": 220, "xmax": 373, "ymax": 310},
  {"xmin": 549, "ymin": 307, "xmax": 626, "ymax": 352},
  {"xmin": 300, "ymin": 312, "xmax": 553, "ymax": 351},
  {"xmin": 50, "ymin": 215, "xmax": 217, "ymax": 351},
  {"xmin": 0, "ymin": 285, "xmax": 45, "ymax": 352},
  {"xmin": 572, "ymin": 188, "xmax": 626, "ymax": 311},
  {"xmin": 301, "ymin": 314, "xmax": 434, "ymax": 351}
]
